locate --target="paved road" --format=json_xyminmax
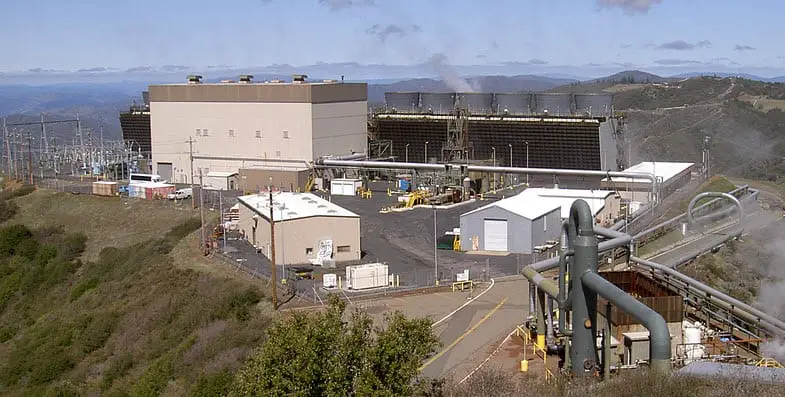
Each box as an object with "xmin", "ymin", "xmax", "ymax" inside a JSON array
[
  {"xmin": 419, "ymin": 277, "xmax": 529, "ymax": 381},
  {"xmin": 645, "ymin": 202, "xmax": 782, "ymax": 267}
]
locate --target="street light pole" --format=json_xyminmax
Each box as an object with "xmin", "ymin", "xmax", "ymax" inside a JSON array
[
  {"xmin": 491, "ymin": 147, "xmax": 496, "ymax": 191},
  {"xmin": 433, "ymin": 204, "xmax": 438, "ymax": 286},
  {"xmin": 508, "ymin": 143, "xmax": 513, "ymax": 187},
  {"xmin": 405, "ymin": 143, "xmax": 410, "ymax": 163},
  {"xmin": 525, "ymin": 141, "xmax": 530, "ymax": 186}
]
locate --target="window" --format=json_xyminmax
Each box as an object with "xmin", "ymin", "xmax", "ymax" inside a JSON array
[
  {"xmin": 282, "ymin": 130, "xmax": 289, "ymax": 139},
  {"xmin": 228, "ymin": 129, "xmax": 234, "ymax": 137},
  {"xmin": 202, "ymin": 128, "xmax": 209, "ymax": 136},
  {"xmin": 195, "ymin": 128, "xmax": 201, "ymax": 136},
  {"xmin": 255, "ymin": 130, "xmax": 262, "ymax": 138},
  {"xmin": 275, "ymin": 150, "xmax": 281, "ymax": 157},
  {"xmin": 305, "ymin": 247, "xmax": 313, "ymax": 255},
  {"xmin": 337, "ymin": 245, "xmax": 350, "ymax": 253}
]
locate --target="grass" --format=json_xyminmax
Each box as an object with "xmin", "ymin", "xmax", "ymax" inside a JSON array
[
  {"xmin": 679, "ymin": 175, "xmax": 737, "ymax": 211},
  {"xmin": 0, "ymin": 185, "xmax": 272, "ymax": 396},
  {"xmin": 440, "ymin": 366, "xmax": 785, "ymax": 397},
  {"xmin": 7, "ymin": 189, "xmax": 200, "ymax": 261}
]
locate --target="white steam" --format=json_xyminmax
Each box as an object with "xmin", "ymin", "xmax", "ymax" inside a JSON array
[
  {"xmin": 427, "ymin": 53, "xmax": 478, "ymax": 93},
  {"xmin": 749, "ymin": 221, "xmax": 785, "ymax": 360}
]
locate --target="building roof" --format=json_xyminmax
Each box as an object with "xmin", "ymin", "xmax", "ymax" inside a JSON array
[
  {"xmin": 519, "ymin": 188, "xmax": 614, "ymax": 219},
  {"xmin": 206, "ymin": 171, "xmax": 238, "ymax": 178},
  {"xmin": 148, "ymin": 81, "xmax": 367, "ymax": 104},
  {"xmin": 463, "ymin": 194, "xmax": 561, "ymax": 220},
  {"xmin": 603, "ymin": 161, "xmax": 694, "ymax": 184},
  {"xmin": 238, "ymin": 192, "xmax": 359, "ymax": 222}
]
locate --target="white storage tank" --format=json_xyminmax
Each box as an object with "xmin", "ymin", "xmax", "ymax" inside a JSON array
[
  {"xmin": 330, "ymin": 178, "xmax": 362, "ymax": 196},
  {"xmin": 345, "ymin": 263, "xmax": 389, "ymax": 290}
]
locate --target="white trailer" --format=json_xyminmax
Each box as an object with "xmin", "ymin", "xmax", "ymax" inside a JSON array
[{"xmin": 345, "ymin": 263, "xmax": 389, "ymax": 290}]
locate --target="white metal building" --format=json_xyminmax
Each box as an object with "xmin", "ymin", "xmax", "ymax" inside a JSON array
[
  {"xmin": 236, "ymin": 192, "xmax": 361, "ymax": 265},
  {"xmin": 601, "ymin": 161, "xmax": 695, "ymax": 203},
  {"xmin": 330, "ymin": 178, "xmax": 363, "ymax": 196},
  {"xmin": 460, "ymin": 196, "xmax": 562, "ymax": 254},
  {"xmin": 519, "ymin": 188, "xmax": 621, "ymax": 226},
  {"xmin": 203, "ymin": 171, "xmax": 239, "ymax": 191},
  {"xmin": 149, "ymin": 75, "xmax": 367, "ymax": 188}
]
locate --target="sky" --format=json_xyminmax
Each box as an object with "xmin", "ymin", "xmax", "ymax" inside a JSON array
[{"xmin": 1, "ymin": 0, "xmax": 785, "ymax": 78}]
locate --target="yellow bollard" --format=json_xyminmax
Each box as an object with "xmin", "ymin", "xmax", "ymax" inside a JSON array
[
  {"xmin": 520, "ymin": 360, "xmax": 529, "ymax": 372},
  {"xmin": 536, "ymin": 334, "xmax": 546, "ymax": 350}
]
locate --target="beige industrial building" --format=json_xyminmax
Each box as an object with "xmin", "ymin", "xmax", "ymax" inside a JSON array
[
  {"xmin": 236, "ymin": 191, "xmax": 361, "ymax": 265},
  {"xmin": 148, "ymin": 75, "xmax": 367, "ymax": 190}
]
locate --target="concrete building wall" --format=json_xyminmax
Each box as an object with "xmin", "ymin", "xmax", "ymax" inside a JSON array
[
  {"xmin": 236, "ymin": 203, "xmax": 361, "ymax": 264},
  {"xmin": 459, "ymin": 206, "xmax": 561, "ymax": 254},
  {"xmin": 150, "ymin": 101, "xmax": 313, "ymax": 183},
  {"xmin": 311, "ymin": 101, "xmax": 368, "ymax": 158},
  {"xmin": 238, "ymin": 168, "xmax": 311, "ymax": 193},
  {"xmin": 596, "ymin": 194, "xmax": 622, "ymax": 225}
]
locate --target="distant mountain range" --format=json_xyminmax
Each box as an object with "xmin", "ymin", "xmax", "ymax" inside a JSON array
[{"xmin": 1, "ymin": 68, "xmax": 784, "ymax": 141}]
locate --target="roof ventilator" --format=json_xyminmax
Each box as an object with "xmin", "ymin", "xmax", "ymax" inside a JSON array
[{"xmin": 187, "ymin": 75, "xmax": 203, "ymax": 84}]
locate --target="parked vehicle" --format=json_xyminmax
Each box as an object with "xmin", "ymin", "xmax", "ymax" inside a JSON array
[
  {"xmin": 289, "ymin": 267, "xmax": 314, "ymax": 280},
  {"xmin": 129, "ymin": 173, "xmax": 164, "ymax": 185},
  {"xmin": 167, "ymin": 188, "xmax": 193, "ymax": 200}
]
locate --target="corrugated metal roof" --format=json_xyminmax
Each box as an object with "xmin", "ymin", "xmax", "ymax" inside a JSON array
[
  {"xmin": 603, "ymin": 161, "xmax": 694, "ymax": 184},
  {"xmin": 463, "ymin": 194, "xmax": 560, "ymax": 220},
  {"xmin": 519, "ymin": 188, "xmax": 613, "ymax": 219},
  {"xmin": 238, "ymin": 192, "xmax": 359, "ymax": 222}
]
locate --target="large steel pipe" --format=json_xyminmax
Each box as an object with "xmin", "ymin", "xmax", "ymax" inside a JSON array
[
  {"xmin": 582, "ymin": 272, "xmax": 672, "ymax": 373},
  {"xmin": 631, "ymin": 256, "xmax": 785, "ymax": 338}
]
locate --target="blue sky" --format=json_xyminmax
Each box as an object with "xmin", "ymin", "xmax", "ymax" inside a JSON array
[{"xmin": 1, "ymin": 0, "xmax": 784, "ymax": 76}]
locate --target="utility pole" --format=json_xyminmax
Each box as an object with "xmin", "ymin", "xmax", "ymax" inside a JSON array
[
  {"xmin": 3, "ymin": 118, "xmax": 9, "ymax": 178},
  {"xmin": 187, "ymin": 136, "xmax": 196, "ymax": 209},
  {"xmin": 26, "ymin": 132, "xmax": 33, "ymax": 185},
  {"xmin": 198, "ymin": 169, "xmax": 206, "ymax": 251},
  {"xmin": 269, "ymin": 180, "xmax": 278, "ymax": 310}
]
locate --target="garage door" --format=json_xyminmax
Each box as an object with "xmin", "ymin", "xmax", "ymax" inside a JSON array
[
  {"xmin": 157, "ymin": 162, "xmax": 173, "ymax": 183},
  {"xmin": 483, "ymin": 219, "xmax": 508, "ymax": 251}
]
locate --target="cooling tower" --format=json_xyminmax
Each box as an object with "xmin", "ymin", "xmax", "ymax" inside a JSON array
[{"xmin": 494, "ymin": 93, "xmax": 532, "ymax": 115}]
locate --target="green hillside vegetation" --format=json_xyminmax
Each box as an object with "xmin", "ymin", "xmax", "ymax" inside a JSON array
[{"xmin": 0, "ymin": 185, "xmax": 271, "ymax": 396}]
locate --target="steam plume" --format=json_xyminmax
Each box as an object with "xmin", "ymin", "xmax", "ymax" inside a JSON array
[{"xmin": 427, "ymin": 53, "xmax": 478, "ymax": 93}]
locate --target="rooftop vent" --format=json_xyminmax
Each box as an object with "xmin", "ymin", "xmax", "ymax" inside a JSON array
[
  {"xmin": 287, "ymin": 211, "xmax": 297, "ymax": 216},
  {"xmin": 301, "ymin": 196, "xmax": 311, "ymax": 200},
  {"xmin": 239, "ymin": 74, "xmax": 253, "ymax": 83},
  {"xmin": 317, "ymin": 204, "xmax": 327, "ymax": 208},
  {"xmin": 187, "ymin": 75, "xmax": 203, "ymax": 84},
  {"xmin": 269, "ymin": 79, "xmax": 285, "ymax": 83},
  {"xmin": 323, "ymin": 79, "xmax": 337, "ymax": 83},
  {"xmin": 292, "ymin": 74, "xmax": 308, "ymax": 83},
  {"xmin": 220, "ymin": 80, "xmax": 236, "ymax": 83},
  {"xmin": 327, "ymin": 209, "xmax": 338, "ymax": 214}
]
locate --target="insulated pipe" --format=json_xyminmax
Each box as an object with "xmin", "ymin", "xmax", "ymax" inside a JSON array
[
  {"xmin": 631, "ymin": 256, "xmax": 785, "ymax": 338},
  {"xmin": 633, "ymin": 185, "xmax": 751, "ymax": 240},
  {"xmin": 567, "ymin": 200, "xmax": 600, "ymax": 376},
  {"xmin": 582, "ymin": 272, "xmax": 672, "ymax": 373},
  {"xmin": 687, "ymin": 192, "xmax": 744, "ymax": 229},
  {"xmin": 468, "ymin": 165, "xmax": 658, "ymax": 204},
  {"xmin": 317, "ymin": 159, "xmax": 447, "ymax": 172},
  {"xmin": 316, "ymin": 159, "xmax": 659, "ymax": 203},
  {"xmin": 536, "ymin": 289, "xmax": 547, "ymax": 349}
]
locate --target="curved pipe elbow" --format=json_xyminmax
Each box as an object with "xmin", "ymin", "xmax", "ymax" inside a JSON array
[
  {"xmin": 686, "ymin": 192, "xmax": 744, "ymax": 226},
  {"xmin": 569, "ymin": 199, "xmax": 596, "ymax": 238}
]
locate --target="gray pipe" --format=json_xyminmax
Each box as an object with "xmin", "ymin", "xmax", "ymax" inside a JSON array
[
  {"xmin": 318, "ymin": 159, "xmax": 447, "ymax": 172},
  {"xmin": 687, "ymin": 192, "xmax": 744, "ymax": 230},
  {"xmin": 631, "ymin": 256, "xmax": 785, "ymax": 338},
  {"xmin": 582, "ymin": 272, "xmax": 672, "ymax": 373},
  {"xmin": 633, "ymin": 185, "xmax": 750, "ymax": 240},
  {"xmin": 316, "ymin": 159, "xmax": 659, "ymax": 202},
  {"xmin": 567, "ymin": 200, "xmax": 600, "ymax": 376}
]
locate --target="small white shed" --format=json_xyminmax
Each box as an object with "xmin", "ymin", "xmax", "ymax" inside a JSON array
[
  {"xmin": 330, "ymin": 178, "xmax": 362, "ymax": 196},
  {"xmin": 204, "ymin": 171, "xmax": 239, "ymax": 191}
]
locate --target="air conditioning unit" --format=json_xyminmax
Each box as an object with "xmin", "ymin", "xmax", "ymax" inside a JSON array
[
  {"xmin": 187, "ymin": 75, "xmax": 203, "ymax": 84},
  {"xmin": 239, "ymin": 74, "xmax": 253, "ymax": 83}
]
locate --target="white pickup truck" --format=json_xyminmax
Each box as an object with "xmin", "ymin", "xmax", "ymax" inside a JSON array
[{"xmin": 167, "ymin": 188, "xmax": 193, "ymax": 200}]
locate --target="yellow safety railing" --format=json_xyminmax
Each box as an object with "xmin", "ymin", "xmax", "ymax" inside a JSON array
[
  {"xmin": 516, "ymin": 325, "xmax": 553, "ymax": 381},
  {"xmin": 756, "ymin": 357, "xmax": 784, "ymax": 368},
  {"xmin": 451, "ymin": 280, "xmax": 473, "ymax": 292}
]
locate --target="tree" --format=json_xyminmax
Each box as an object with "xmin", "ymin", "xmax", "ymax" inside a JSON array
[{"xmin": 230, "ymin": 295, "xmax": 441, "ymax": 397}]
